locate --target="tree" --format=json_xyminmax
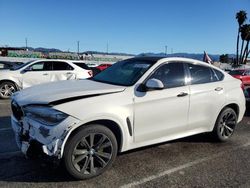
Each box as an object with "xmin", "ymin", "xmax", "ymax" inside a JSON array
[
  {"xmin": 236, "ymin": 10, "xmax": 247, "ymax": 65},
  {"xmin": 241, "ymin": 24, "xmax": 250, "ymax": 64},
  {"xmin": 219, "ymin": 54, "xmax": 229, "ymax": 63}
]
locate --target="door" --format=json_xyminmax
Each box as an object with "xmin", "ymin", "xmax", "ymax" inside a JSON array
[
  {"xmin": 134, "ymin": 62, "xmax": 190, "ymax": 143},
  {"xmin": 186, "ymin": 63, "xmax": 226, "ymax": 131},
  {"xmin": 50, "ymin": 61, "xmax": 76, "ymax": 81},
  {"xmin": 22, "ymin": 61, "xmax": 52, "ymax": 88}
]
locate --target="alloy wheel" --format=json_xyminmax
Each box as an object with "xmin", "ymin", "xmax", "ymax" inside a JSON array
[
  {"xmin": 0, "ymin": 83, "xmax": 16, "ymax": 98},
  {"xmin": 72, "ymin": 133, "xmax": 113, "ymax": 175},
  {"xmin": 218, "ymin": 111, "xmax": 237, "ymax": 139}
]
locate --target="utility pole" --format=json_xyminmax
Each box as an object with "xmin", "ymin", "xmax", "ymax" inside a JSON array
[
  {"xmin": 171, "ymin": 48, "xmax": 173, "ymax": 54},
  {"xmin": 165, "ymin": 45, "xmax": 168, "ymax": 56},
  {"xmin": 77, "ymin": 41, "xmax": 80, "ymax": 55},
  {"xmin": 25, "ymin": 38, "xmax": 28, "ymax": 51},
  {"xmin": 106, "ymin": 42, "xmax": 109, "ymax": 54}
]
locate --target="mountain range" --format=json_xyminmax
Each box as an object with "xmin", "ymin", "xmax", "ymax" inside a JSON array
[{"xmin": 21, "ymin": 47, "xmax": 235, "ymax": 61}]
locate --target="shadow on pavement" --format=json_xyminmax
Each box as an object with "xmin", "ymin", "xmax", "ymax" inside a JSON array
[
  {"xmin": 244, "ymin": 102, "xmax": 250, "ymax": 117},
  {"xmin": 0, "ymin": 116, "xmax": 11, "ymax": 128}
]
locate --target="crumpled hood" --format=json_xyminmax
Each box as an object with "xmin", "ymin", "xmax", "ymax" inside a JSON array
[{"xmin": 13, "ymin": 79, "xmax": 126, "ymax": 106}]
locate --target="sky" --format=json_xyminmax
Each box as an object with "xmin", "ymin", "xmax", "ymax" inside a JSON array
[{"xmin": 0, "ymin": 0, "xmax": 250, "ymax": 55}]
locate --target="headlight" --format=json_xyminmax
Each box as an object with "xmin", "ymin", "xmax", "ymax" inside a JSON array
[{"xmin": 23, "ymin": 105, "xmax": 68, "ymax": 126}]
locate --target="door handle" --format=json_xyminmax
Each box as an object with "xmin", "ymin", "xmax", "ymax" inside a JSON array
[
  {"xmin": 43, "ymin": 73, "xmax": 48, "ymax": 76},
  {"xmin": 215, "ymin": 87, "xmax": 223, "ymax": 91},
  {"xmin": 66, "ymin": 72, "xmax": 72, "ymax": 74},
  {"xmin": 177, "ymin": 92, "xmax": 188, "ymax": 97}
]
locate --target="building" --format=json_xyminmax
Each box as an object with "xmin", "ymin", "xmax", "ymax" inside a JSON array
[{"xmin": 0, "ymin": 47, "xmax": 26, "ymax": 56}]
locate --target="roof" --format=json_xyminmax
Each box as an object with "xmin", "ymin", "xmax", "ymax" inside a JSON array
[{"xmin": 132, "ymin": 56, "xmax": 166, "ymax": 62}]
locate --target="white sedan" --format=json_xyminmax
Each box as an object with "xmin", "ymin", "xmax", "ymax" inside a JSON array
[
  {"xmin": 11, "ymin": 57, "xmax": 245, "ymax": 179},
  {"xmin": 0, "ymin": 59, "xmax": 93, "ymax": 99}
]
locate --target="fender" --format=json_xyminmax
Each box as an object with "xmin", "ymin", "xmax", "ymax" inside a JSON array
[{"xmin": 59, "ymin": 115, "xmax": 131, "ymax": 158}]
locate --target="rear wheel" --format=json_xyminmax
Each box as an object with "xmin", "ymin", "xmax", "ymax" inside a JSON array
[
  {"xmin": 0, "ymin": 81, "xmax": 17, "ymax": 99},
  {"xmin": 212, "ymin": 107, "xmax": 237, "ymax": 142},
  {"xmin": 63, "ymin": 125, "xmax": 117, "ymax": 180}
]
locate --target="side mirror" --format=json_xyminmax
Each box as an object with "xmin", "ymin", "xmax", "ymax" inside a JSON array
[
  {"xmin": 22, "ymin": 66, "xmax": 32, "ymax": 73},
  {"xmin": 145, "ymin": 78, "xmax": 164, "ymax": 90}
]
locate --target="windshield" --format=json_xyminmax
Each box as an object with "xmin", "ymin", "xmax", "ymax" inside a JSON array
[
  {"xmin": 10, "ymin": 60, "xmax": 35, "ymax": 70},
  {"xmin": 92, "ymin": 59, "xmax": 156, "ymax": 86},
  {"xmin": 229, "ymin": 70, "xmax": 245, "ymax": 76}
]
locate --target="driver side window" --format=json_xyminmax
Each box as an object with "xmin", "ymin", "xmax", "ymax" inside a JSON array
[
  {"xmin": 149, "ymin": 62, "xmax": 185, "ymax": 88},
  {"xmin": 28, "ymin": 62, "xmax": 52, "ymax": 71},
  {"xmin": 31, "ymin": 62, "xmax": 44, "ymax": 71}
]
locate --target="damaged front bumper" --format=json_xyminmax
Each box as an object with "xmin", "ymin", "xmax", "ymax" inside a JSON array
[{"xmin": 11, "ymin": 115, "xmax": 81, "ymax": 159}]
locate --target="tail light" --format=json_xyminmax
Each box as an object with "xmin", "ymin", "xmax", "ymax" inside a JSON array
[
  {"xmin": 88, "ymin": 70, "xmax": 93, "ymax": 77},
  {"xmin": 241, "ymin": 82, "xmax": 245, "ymax": 90}
]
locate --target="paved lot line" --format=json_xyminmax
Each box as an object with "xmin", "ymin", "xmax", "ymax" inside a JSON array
[
  {"xmin": 0, "ymin": 127, "xmax": 12, "ymax": 132},
  {"xmin": 121, "ymin": 142, "xmax": 250, "ymax": 188}
]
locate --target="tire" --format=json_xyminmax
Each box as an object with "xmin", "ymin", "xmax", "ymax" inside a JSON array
[
  {"xmin": 212, "ymin": 107, "xmax": 238, "ymax": 142},
  {"xmin": 0, "ymin": 81, "xmax": 17, "ymax": 99},
  {"xmin": 63, "ymin": 124, "xmax": 118, "ymax": 180}
]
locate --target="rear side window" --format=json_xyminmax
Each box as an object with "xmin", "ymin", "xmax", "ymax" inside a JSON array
[
  {"xmin": 212, "ymin": 69, "xmax": 224, "ymax": 81},
  {"xmin": 149, "ymin": 62, "xmax": 185, "ymax": 88},
  {"xmin": 29, "ymin": 61, "xmax": 52, "ymax": 71},
  {"xmin": 187, "ymin": 64, "xmax": 212, "ymax": 84},
  {"xmin": 73, "ymin": 62, "xmax": 90, "ymax": 70},
  {"xmin": 52, "ymin": 61, "xmax": 73, "ymax": 71}
]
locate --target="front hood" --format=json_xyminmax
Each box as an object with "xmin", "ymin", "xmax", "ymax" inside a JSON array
[{"xmin": 13, "ymin": 79, "xmax": 126, "ymax": 106}]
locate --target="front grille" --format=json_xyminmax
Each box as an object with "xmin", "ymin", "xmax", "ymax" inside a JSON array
[{"xmin": 11, "ymin": 100, "xmax": 23, "ymax": 120}]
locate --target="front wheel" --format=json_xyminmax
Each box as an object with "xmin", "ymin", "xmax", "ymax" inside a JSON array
[
  {"xmin": 63, "ymin": 125, "xmax": 118, "ymax": 180},
  {"xmin": 0, "ymin": 81, "xmax": 17, "ymax": 99},
  {"xmin": 212, "ymin": 107, "xmax": 237, "ymax": 142}
]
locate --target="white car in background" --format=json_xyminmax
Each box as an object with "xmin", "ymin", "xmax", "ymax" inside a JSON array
[
  {"xmin": 11, "ymin": 57, "xmax": 245, "ymax": 179},
  {"xmin": 0, "ymin": 59, "xmax": 93, "ymax": 99}
]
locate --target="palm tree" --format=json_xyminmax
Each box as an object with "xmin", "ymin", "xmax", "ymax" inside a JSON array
[
  {"xmin": 240, "ymin": 24, "xmax": 248, "ymax": 63},
  {"xmin": 241, "ymin": 24, "xmax": 250, "ymax": 64},
  {"xmin": 236, "ymin": 10, "xmax": 247, "ymax": 65}
]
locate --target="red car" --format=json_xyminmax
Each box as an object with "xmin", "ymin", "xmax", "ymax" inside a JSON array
[
  {"xmin": 229, "ymin": 69, "xmax": 250, "ymax": 86},
  {"xmin": 96, "ymin": 63, "xmax": 112, "ymax": 71}
]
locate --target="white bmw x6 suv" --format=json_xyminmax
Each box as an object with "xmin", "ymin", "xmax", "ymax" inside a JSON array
[
  {"xmin": 11, "ymin": 57, "xmax": 245, "ymax": 179},
  {"xmin": 0, "ymin": 59, "xmax": 93, "ymax": 99}
]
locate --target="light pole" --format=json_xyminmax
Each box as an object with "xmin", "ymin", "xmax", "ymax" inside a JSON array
[
  {"xmin": 106, "ymin": 42, "xmax": 109, "ymax": 54},
  {"xmin": 77, "ymin": 41, "xmax": 80, "ymax": 55},
  {"xmin": 25, "ymin": 38, "xmax": 28, "ymax": 51},
  {"xmin": 165, "ymin": 45, "xmax": 168, "ymax": 56}
]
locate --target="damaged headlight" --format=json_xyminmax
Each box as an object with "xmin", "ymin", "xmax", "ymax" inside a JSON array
[{"xmin": 23, "ymin": 105, "xmax": 68, "ymax": 126}]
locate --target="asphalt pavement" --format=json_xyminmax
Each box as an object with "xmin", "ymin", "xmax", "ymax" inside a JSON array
[{"xmin": 0, "ymin": 99, "xmax": 250, "ymax": 188}]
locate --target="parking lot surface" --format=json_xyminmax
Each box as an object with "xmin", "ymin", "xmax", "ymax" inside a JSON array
[{"xmin": 1, "ymin": 99, "xmax": 250, "ymax": 188}]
